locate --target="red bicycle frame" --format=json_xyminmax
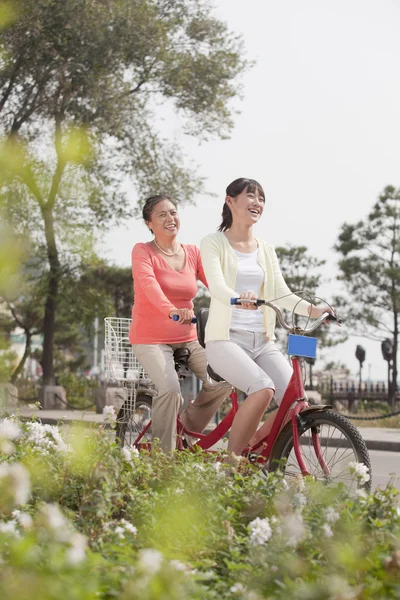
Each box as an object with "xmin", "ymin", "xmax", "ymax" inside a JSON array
[
  {"xmin": 132, "ymin": 357, "xmax": 331, "ymax": 477},
  {"xmin": 177, "ymin": 355, "xmax": 331, "ymax": 477}
]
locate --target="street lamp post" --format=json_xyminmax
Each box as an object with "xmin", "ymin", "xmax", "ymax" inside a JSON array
[
  {"xmin": 355, "ymin": 345, "xmax": 366, "ymax": 393},
  {"xmin": 381, "ymin": 338, "xmax": 394, "ymax": 404}
]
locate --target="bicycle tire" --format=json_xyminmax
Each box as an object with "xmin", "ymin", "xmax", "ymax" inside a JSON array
[
  {"xmin": 269, "ymin": 409, "xmax": 372, "ymax": 492},
  {"xmin": 115, "ymin": 393, "xmax": 152, "ymax": 448}
]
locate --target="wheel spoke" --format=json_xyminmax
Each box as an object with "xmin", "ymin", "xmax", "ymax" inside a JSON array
[{"xmin": 274, "ymin": 411, "xmax": 371, "ymax": 492}]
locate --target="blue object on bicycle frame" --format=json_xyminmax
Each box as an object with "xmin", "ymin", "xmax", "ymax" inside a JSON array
[{"xmin": 287, "ymin": 334, "xmax": 317, "ymax": 358}]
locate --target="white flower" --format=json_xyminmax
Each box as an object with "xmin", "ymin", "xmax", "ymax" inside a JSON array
[
  {"xmin": 230, "ymin": 583, "xmax": 246, "ymax": 593},
  {"xmin": 120, "ymin": 519, "xmax": 137, "ymax": 535},
  {"xmin": 103, "ymin": 405, "xmax": 116, "ymax": 420},
  {"xmin": 0, "ymin": 440, "xmax": 14, "ymax": 455},
  {"xmin": 0, "ymin": 463, "xmax": 31, "ymax": 506},
  {"xmin": 324, "ymin": 506, "xmax": 340, "ymax": 523},
  {"xmin": 293, "ymin": 493, "xmax": 307, "ymax": 508},
  {"xmin": 175, "ymin": 487, "xmax": 184, "ymax": 495},
  {"xmin": 12, "ymin": 510, "xmax": 33, "ymax": 529},
  {"xmin": 115, "ymin": 526, "xmax": 125, "ymax": 539},
  {"xmin": 121, "ymin": 446, "xmax": 138, "ymax": 461},
  {"xmin": 396, "ymin": 507, "xmax": 400, "ymax": 517},
  {"xmin": 248, "ymin": 517, "xmax": 272, "ymax": 547},
  {"xmin": 283, "ymin": 514, "xmax": 305, "ymax": 548},
  {"xmin": 170, "ymin": 559, "xmax": 187, "ymax": 571},
  {"xmin": 66, "ymin": 532, "xmax": 87, "ymax": 565},
  {"xmin": 0, "ymin": 419, "xmax": 21, "ymax": 441},
  {"xmin": 271, "ymin": 565, "xmax": 278, "ymax": 572},
  {"xmin": 38, "ymin": 503, "xmax": 77, "ymax": 544},
  {"xmin": 192, "ymin": 463, "xmax": 205, "ymax": 471},
  {"xmin": 41, "ymin": 503, "xmax": 68, "ymax": 530},
  {"xmin": 348, "ymin": 462, "xmax": 370, "ymax": 484},
  {"xmin": 0, "ymin": 519, "xmax": 20, "ymax": 537},
  {"xmin": 138, "ymin": 548, "xmax": 163, "ymax": 574},
  {"xmin": 295, "ymin": 474, "xmax": 305, "ymax": 491},
  {"xmin": 322, "ymin": 523, "xmax": 334, "ymax": 538},
  {"xmin": 24, "ymin": 422, "xmax": 69, "ymax": 454},
  {"xmin": 356, "ymin": 488, "xmax": 367, "ymax": 499}
]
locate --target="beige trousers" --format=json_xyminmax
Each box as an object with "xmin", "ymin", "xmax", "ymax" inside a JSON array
[{"xmin": 131, "ymin": 340, "xmax": 232, "ymax": 452}]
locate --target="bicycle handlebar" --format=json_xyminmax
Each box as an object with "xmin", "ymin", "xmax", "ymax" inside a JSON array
[
  {"xmin": 230, "ymin": 298, "xmax": 341, "ymax": 334},
  {"xmin": 172, "ymin": 314, "xmax": 197, "ymax": 324}
]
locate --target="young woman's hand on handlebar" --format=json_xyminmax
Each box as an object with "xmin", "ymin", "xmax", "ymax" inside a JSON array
[
  {"xmin": 169, "ymin": 308, "xmax": 195, "ymax": 324},
  {"xmin": 235, "ymin": 291, "xmax": 259, "ymax": 310},
  {"xmin": 308, "ymin": 304, "xmax": 335, "ymax": 323}
]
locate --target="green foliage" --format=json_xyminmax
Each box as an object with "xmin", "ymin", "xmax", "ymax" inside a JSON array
[
  {"xmin": 0, "ymin": 416, "xmax": 400, "ymax": 599},
  {"xmin": 0, "ymin": 329, "xmax": 17, "ymax": 383},
  {"xmin": 275, "ymin": 245, "xmax": 346, "ymax": 351},
  {"xmin": 0, "ymin": 0, "xmax": 248, "ymax": 383},
  {"xmin": 335, "ymin": 186, "xmax": 400, "ymax": 394}
]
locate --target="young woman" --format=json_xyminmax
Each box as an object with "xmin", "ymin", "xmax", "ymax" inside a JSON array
[
  {"xmin": 129, "ymin": 194, "xmax": 231, "ymax": 453},
  {"xmin": 200, "ymin": 178, "xmax": 334, "ymax": 459}
]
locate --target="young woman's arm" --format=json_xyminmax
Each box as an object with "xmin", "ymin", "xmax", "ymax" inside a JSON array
[
  {"xmin": 270, "ymin": 247, "xmax": 312, "ymax": 316},
  {"xmin": 132, "ymin": 244, "xmax": 176, "ymax": 317},
  {"xmin": 200, "ymin": 236, "xmax": 239, "ymax": 305}
]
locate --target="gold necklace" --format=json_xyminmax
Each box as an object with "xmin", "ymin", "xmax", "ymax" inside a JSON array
[{"xmin": 153, "ymin": 239, "xmax": 181, "ymax": 256}]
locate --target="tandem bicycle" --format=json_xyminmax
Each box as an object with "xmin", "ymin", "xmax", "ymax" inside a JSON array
[{"xmin": 104, "ymin": 300, "xmax": 371, "ymax": 491}]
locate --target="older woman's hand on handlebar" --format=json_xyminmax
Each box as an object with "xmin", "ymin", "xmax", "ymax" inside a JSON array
[
  {"xmin": 169, "ymin": 308, "xmax": 195, "ymax": 324},
  {"xmin": 235, "ymin": 291, "xmax": 259, "ymax": 310}
]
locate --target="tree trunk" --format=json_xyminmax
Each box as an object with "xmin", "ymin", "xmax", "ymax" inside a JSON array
[
  {"xmin": 41, "ymin": 206, "xmax": 61, "ymax": 386},
  {"xmin": 10, "ymin": 331, "xmax": 32, "ymax": 383}
]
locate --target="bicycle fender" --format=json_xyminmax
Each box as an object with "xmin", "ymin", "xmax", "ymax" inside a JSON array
[{"xmin": 273, "ymin": 405, "xmax": 333, "ymax": 451}]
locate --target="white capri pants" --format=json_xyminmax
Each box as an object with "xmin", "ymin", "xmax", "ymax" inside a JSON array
[{"xmin": 206, "ymin": 329, "xmax": 292, "ymax": 404}]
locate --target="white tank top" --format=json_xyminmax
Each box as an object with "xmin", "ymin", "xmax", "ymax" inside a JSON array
[{"xmin": 230, "ymin": 248, "xmax": 266, "ymax": 332}]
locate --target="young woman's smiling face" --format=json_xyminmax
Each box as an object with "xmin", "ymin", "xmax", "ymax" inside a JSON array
[
  {"xmin": 226, "ymin": 186, "xmax": 265, "ymax": 226},
  {"xmin": 146, "ymin": 199, "xmax": 180, "ymax": 238}
]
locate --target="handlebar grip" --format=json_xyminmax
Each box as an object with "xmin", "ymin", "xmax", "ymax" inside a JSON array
[
  {"xmin": 230, "ymin": 297, "xmax": 263, "ymax": 306},
  {"xmin": 326, "ymin": 314, "xmax": 342, "ymax": 325},
  {"xmin": 172, "ymin": 315, "xmax": 197, "ymax": 324}
]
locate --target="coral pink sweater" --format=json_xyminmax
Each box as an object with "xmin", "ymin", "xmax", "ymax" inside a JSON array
[{"xmin": 129, "ymin": 243, "xmax": 207, "ymax": 344}]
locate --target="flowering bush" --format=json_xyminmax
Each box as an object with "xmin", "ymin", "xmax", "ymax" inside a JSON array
[{"xmin": 0, "ymin": 415, "xmax": 399, "ymax": 599}]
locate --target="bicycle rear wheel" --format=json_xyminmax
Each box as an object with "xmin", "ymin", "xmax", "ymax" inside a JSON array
[
  {"xmin": 115, "ymin": 392, "xmax": 152, "ymax": 449},
  {"xmin": 269, "ymin": 409, "xmax": 371, "ymax": 492}
]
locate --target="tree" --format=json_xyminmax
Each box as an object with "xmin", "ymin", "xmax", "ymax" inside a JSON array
[
  {"xmin": 0, "ymin": 0, "xmax": 248, "ymax": 385},
  {"xmin": 276, "ymin": 245, "xmax": 346, "ymax": 387},
  {"xmin": 335, "ymin": 186, "xmax": 400, "ymax": 403},
  {"xmin": 275, "ymin": 245, "xmax": 344, "ymax": 346}
]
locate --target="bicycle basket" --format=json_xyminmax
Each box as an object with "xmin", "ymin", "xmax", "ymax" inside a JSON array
[{"xmin": 104, "ymin": 317, "xmax": 149, "ymax": 383}]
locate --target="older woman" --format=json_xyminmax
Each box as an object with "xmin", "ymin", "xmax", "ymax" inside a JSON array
[{"xmin": 129, "ymin": 194, "xmax": 231, "ymax": 452}]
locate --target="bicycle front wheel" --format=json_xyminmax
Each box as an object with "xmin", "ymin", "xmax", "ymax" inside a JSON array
[
  {"xmin": 269, "ymin": 410, "xmax": 371, "ymax": 492},
  {"xmin": 115, "ymin": 392, "xmax": 152, "ymax": 449}
]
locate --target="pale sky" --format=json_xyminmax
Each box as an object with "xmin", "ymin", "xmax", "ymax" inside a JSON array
[{"xmin": 102, "ymin": 0, "xmax": 400, "ymax": 383}]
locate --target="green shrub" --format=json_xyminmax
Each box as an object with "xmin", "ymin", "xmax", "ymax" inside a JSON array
[{"xmin": 0, "ymin": 415, "xmax": 399, "ymax": 599}]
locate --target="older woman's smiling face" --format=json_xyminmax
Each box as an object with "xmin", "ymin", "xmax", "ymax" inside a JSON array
[
  {"xmin": 226, "ymin": 186, "xmax": 265, "ymax": 225},
  {"xmin": 146, "ymin": 199, "xmax": 180, "ymax": 238}
]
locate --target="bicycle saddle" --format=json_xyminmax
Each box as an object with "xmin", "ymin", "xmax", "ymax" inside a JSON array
[{"xmin": 196, "ymin": 308, "xmax": 224, "ymax": 383}]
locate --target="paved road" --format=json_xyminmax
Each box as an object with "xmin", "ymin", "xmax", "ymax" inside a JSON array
[{"xmin": 370, "ymin": 449, "xmax": 400, "ymax": 491}]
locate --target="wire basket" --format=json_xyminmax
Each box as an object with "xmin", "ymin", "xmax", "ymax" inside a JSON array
[{"xmin": 104, "ymin": 317, "xmax": 150, "ymax": 384}]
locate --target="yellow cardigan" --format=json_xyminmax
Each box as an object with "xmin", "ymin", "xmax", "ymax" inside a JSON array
[{"xmin": 200, "ymin": 232, "xmax": 312, "ymax": 342}]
